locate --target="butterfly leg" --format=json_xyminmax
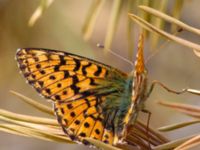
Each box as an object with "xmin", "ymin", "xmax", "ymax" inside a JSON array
[{"xmin": 147, "ymin": 80, "xmax": 200, "ymax": 97}]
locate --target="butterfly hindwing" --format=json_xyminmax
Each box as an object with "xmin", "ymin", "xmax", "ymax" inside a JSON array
[
  {"xmin": 16, "ymin": 48, "xmax": 133, "ymax": 145},
  {"xmin": 55, "ymin": 95, "xmax": 115, "ymax": 144}
]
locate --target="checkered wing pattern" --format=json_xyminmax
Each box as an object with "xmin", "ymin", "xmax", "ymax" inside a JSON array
[{"xmin": 16, "ymin": 48, "xmax": 129, "ymax": 145}]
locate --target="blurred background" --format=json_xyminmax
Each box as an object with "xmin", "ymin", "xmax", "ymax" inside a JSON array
[{"xmin": 0, "ymin": 0, "xmax": 200, "ymax": 149}]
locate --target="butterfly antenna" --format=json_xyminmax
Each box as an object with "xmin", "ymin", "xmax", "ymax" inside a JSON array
[
  {"xmin": 145, "ymin": 38, "xmax": 170, "ymax": 64},
  {"xmin": 145, "ymin": 27, "xmax": 184, "ymax": 64},
  {"xmin": 97, "ymin": 44, "xmax": 134, "ymax": 67}
]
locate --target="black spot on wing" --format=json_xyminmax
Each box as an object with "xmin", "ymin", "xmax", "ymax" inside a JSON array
[
  {"xmin": 49, "ymin": 75, "xmax": 56, "ymax": 80},
  {"xmin": 79, "ymin": 132, "xmax": 86, "ymax": 137},
  {"xmin": 39, "ymin": 70, "xmax": 46, "ymax": 74},
  {"xmin": 82, "ymin": 63, "xmax": 92, "ymax": 75},
  {"xmin": 36, "ymin": 64, "xmax": 41, "ymax": 69},
  {"xmin": 90, "ymin": 78, "xmax": 98, "ymax": 86},
  {"xmin": 67, "ymin": 103, "xmax": 73, "ymax": 109},
  {"xmin": 45, "ymin": 88, "xmax": 51, "ymax": 94},
  {"xmin": 70, "ymin": 112, "xmax": 76, "ymax": 117},
  {"xmin": 38, "ymin": 81, "xmax": 44, "ymax": 87},
  {"xmin": 34, "ymin": 57, "xmax": 39, "ymax": 62},
  {"xmin": 73, "ymin": 58, "xmax": 81, "ymax": 71},
  {"xmin": 82, "ymin": 139, "xmax": 90, "ymax": 145},
  {"xmin": 55, "ymin": 95, "xmax": 61, "ymax": 100},
  {"xmin": 84, "ymin": 98, "xmax": 91, "ymax": 107},
  {"xmin": 64, "ymin": 71, "xmax": 70, "ymax": 78},
  {"xmin": 59, "ymin": 55, "xmax": 66, "ymax": 65},
  {"xmin": 94, "ymin": 66, "xmax": 102, "ymax": 76},
  {"xmin": 57, "ymin": 83, "xmax": 62, "ymax": 88},
  {"xmin": 63, "ymin": 90, "xmax": 67, "ymax": 95},
  {"xmin": 70, "ymin": 84, "xmax": 80, "ymax": 94},
  {"xmin": 84, "ymin": 122, "xmax": 90, "ymax": 128},
  {"xmin": 95, "ymin": 129, "xmax": 100, "ymax": 135},
  {"xmin": 72, "ymin": 75, "xmax": 79, "ymax": 83},
  {"xmin": 19, "ymin": 64, "xmax": 26, "ymax": 70},
  {"xmin": 74, "ymin": 120, "xmax": 80, "ymax": 125},
  {"xmin": 54, "ymin": 65, "xmax": 59, "ymax": 71}
]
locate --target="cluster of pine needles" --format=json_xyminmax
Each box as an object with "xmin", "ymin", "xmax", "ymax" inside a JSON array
[{"xmin": 0, "ymin": 90, "xmax": 199, "ymax": 150}]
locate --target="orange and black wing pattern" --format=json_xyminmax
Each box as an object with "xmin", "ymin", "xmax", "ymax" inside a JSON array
[{"xmin": 16, "ymin": 48, "xmax": 133, "ymax": 145}]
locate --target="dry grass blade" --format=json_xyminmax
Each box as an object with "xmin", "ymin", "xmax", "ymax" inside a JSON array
[
  {"xmin": 0, "ymin": 117, "xmax": 64, "ymax": 135},
  {"xmin": 124, "ymin": 121, "xmax": 168, "ymax": 150},
  {"xmin": 149, "ymin": 0, "xmax": 168, "ymax": 48},
  {"xmin": 0, "ymin": 124, "xmax": 28, "ymax": 137},
  {"xmin": 135, "ymin": 121, "xmax": 169, "ymax": 144},
  {"xmin": 10, "ymin": 90, "xmax": 54, "ymax": 115},
  {"xmin": 0, "ymin": 124, "xmax": 72, "ymax": 143},
  {"xmin": 0, "ymin": 109, "xmax": 58, "ymax": 125},
  {"xmin": 175, "ymin": 135, "xmax": 200, "ymax": 150},
  {"xmin": 138, "ymin": 5, "xmax": 200, "ymax": 35},
  {"xmin": 186, "ymin": 88, "xmax": 200, "ymax": 95},
  {"xmin": 28, "ymin": 0, "xmax": 54, "ymax": 27},
  {"xmin": 158, "ymin": 120, "xmax": 200, "ymax": 132},
  {"xmin": 0, "ymin": 110, "xmax": 72, "ymax": 143},
  {"xmin": 193, "ymin": 49, "xmax": 200, "ymax": 57},
  {"xmin": 128, "ymin": 13, "xmax": 200, "ymax": 51},
  {"xmin": 170, "ymin": 0, "xmax": 184, "ymax": 32},
  {"xmin": 82, "ymin": 0, "xmax": 105, "ymax": 40},
  {"xmin": 0, "ymin": 115, "xmax": 61, "ymax": 134},
  {"xmin": 158, "ymin": 101, "xmax": 200, "ymax": 118},
  {"xmin": 126, "ymin": 128, "xmax": 154, "ymax": 150},
  {"xmin": 154, "ymin": 134, "xmax": 198, "ymax": 150},
  {"xmin": 104, "ymin": 0, "xmax": 122, "ymax": 50},
  {"xmin": 138, "ymin": 0, "xmax": 150, "ymax": 18},
  {"xmin": 137, "ymin": 0, "xmax": 150, "ymax": 37},
  {"xmin": 85, "ymin": 138, "xmax": 122, "ymax": 150},
  {"xmin": 127, "ymin": 0, "xmax": 136, "ymax": 59}
]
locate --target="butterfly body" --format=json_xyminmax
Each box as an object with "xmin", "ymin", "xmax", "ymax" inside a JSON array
[{"xmin": 16, "ymin": 35, "xmax": 148, "ymax": 145}]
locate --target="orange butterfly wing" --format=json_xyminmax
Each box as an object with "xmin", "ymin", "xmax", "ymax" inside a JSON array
[{"xmin": 16, "ymin": 48, "xmax": 130, "ymax": 145}]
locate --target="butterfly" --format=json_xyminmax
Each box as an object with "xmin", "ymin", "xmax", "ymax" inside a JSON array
[{"xmin": 16, "ymin": 34, "xmax": 149, "ymax": 145}]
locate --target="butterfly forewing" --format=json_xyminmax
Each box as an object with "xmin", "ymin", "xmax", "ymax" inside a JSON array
[{"xmin": 16, "ymin": 48, "xmax": 133, "ymax": 145}]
